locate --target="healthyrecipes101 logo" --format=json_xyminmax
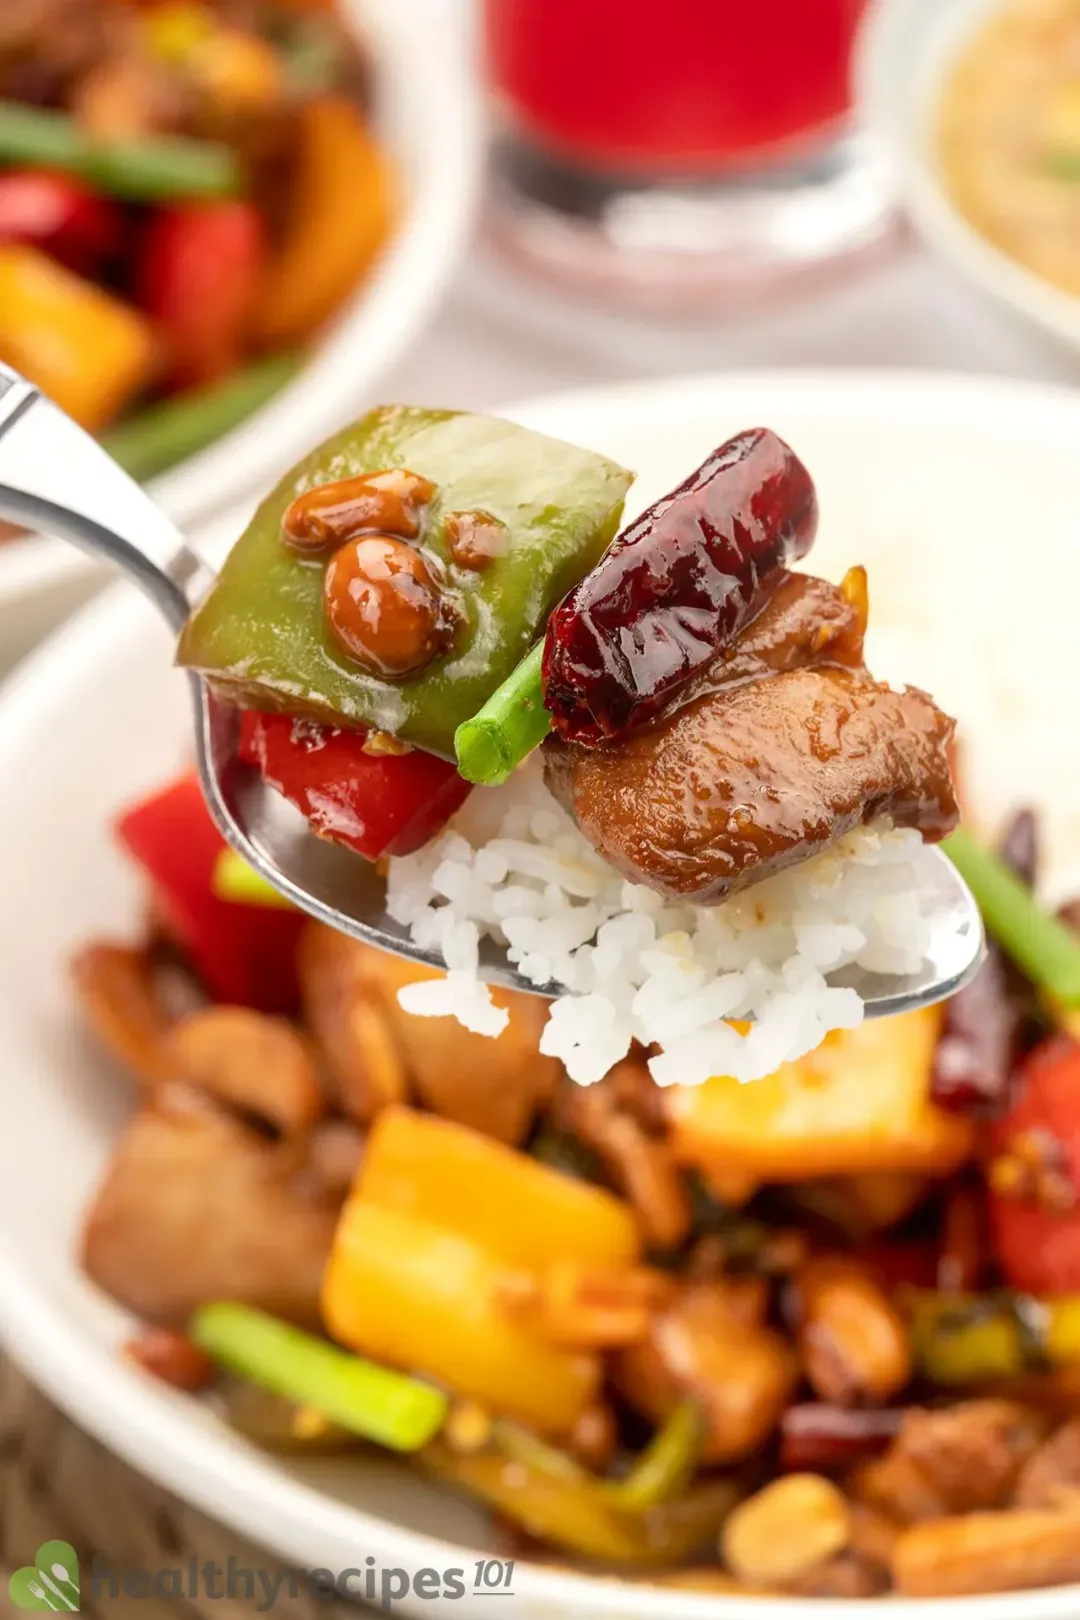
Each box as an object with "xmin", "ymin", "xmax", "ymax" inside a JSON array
[
  {"xmin": 8, "ymin": 1541, "xmax": 81, "ymax": 1611},
  {"xmin": 9, "ymin": 1544, "xmax": 517, "ymax": 1611}
]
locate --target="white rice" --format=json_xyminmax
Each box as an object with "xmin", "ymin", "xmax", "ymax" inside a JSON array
[{"xmin": 385, "ymin": 758, "xmax": 940, "ymax": 1088}]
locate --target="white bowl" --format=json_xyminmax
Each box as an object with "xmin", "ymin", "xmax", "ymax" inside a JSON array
[
  {"xmin": 0, "ymin": 0, "xmax": 481, "ymax": 673},
  {"xmin": 2, "ymin": 369, "xmax": 1080, "ymax": 1619},
  {"xmin": 857, "ymin": 0, "xmax": 1080, "ymax": 358}
]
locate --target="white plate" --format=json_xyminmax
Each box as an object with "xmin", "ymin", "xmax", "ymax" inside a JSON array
[
  {"xmin": 0, "ymin": 0, "xmax": 480, "ymax": 673},
  {"xmin": 857, "ymin": 0, "xmax": 1080, "ymax": 357},
  {"xmin": 1, "ymin": 370, "xmax": 1080, "ymax": 1620}
]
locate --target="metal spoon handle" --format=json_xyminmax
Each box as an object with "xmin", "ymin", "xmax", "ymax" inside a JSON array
[{"xmin": 0, "ymin": 365, "xmax": 213, "ymax": 632}]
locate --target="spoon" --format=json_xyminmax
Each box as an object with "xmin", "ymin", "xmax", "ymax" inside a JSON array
[
  {"xmin": 50, "ymin": 1566, "xmax": 78, "ymax": 1597},
  {"xmin": 0, "ymin": 363, "xmax": 984, "ymax": 1016}
]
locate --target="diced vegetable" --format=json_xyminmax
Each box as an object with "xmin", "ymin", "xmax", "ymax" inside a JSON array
[
  {"xmin": 191, "ymin": 1302, "xmax": 448, "ymax": 1451},
  {"xmin": 117, "ymin": 772, "xmax": 303, "ymax": 1013},
  {"xmin": 238, "ymin": 710, "xmax": 472, "ymax": 861},
  {"xmin": 322, "ymin": 1109, "xmax": 639, "ymax": 1432},
  {"xmin": 988, "ymin": 1037, "xmax": 1080, "ymax": 1295},
  {"xmin": 493, "ymin": 1417, "xmax": 591, "ymax": 1480},
  {"xmin": 143, "ymin": 2, "xmax": 218, "ymax": 64},
  {"xmin": 1044, "ymin": 150, "xmax": 1080, "ymax": 182},
  {"xmin": 321, "ymin": 1200, "xmax": 599, "ymax": 1434},
  {"xmin": 0, "ymin": 100, "xmax": 242, "ymax": 201},
  {"xmin": 910, "ymin": 1291, "xmax": 1080, "ymax": 1385},
  {"xmin": 102, "ymin": 354, "xmax": 299, "ymax": 482},
  {"xmin": 0, "ymin": 245, "xmax": 155, "ymax": 430},
  {"xmin": 0, "ymin": 169, "xmax": 123, "ymax": 274},
  {"xmin": 669, "ymin": 1009, "xmax": 973, "ymax": 1183},
  {"xmin": 605, "ymin": 1400, "xmax": 705, "ymax": 1511},
  {"xmin": 945, "ymin": 828, "xmax": 1080, "ymax": 1006},
  {"xmin": 177, "ymin": 407, "xmax": 633, "ymax": 759},
  {"xmin": 357, "ymin": 1107, "xmax": 641, "ymax": 1272},
  {"xmin": 212, "ymin": 848, "xmax": 294, "ymax": 908},
  {"xmin": 455, "ymin": 641, "xmax": 550, "ymax": 786},
  {"xmin": 136, "ymin": 200, "xmax": 266, "ymax": 386},
  {"xmin": 186, "ymin": 25, "xmax": 284, "ymax": 118},
  {"xmin": 255, "ymin": 97, "xmax": 392, "ymax": 347},
  {"xmin": 419, "ymin": 1441, "xmax": 740, "ymax": 1564}
]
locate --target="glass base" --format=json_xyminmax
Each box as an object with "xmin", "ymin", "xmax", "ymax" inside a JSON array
[{"xmin": 486, "ymin": 126, "xmax": 898, "ymax": 315}]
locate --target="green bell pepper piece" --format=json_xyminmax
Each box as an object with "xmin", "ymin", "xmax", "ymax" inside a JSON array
[{"xmin": 177, "ymin": 406, "xmax": 634, "ymax": 760}]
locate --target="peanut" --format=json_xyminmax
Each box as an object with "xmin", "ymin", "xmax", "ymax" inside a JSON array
[{"xmin": 722, "ymin": 1474, "xmax": 851, "ymax": 1586}]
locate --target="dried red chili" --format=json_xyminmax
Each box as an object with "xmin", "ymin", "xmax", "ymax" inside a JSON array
[
  {"xmin": 542, "ymin": 427, "xmax": 817, "ymax": 744},
  {"xmin": 779, "ymin": 1403, "xmax": 903, "ymax": 1473},
  {"xmin": 931, "ymin": 807, "xmax": 1042, "ymax": 1117}
]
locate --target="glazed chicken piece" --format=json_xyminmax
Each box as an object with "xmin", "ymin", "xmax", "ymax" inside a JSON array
[
  {"xmin": 545, "ymin": 571, "xmax": 958, "ymax": 905},
  {"xmin": 82, "ymin": 1086, "xmax": 340, "ymax": 1326}
]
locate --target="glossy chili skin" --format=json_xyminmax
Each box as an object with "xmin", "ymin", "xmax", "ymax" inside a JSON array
[
  {"xmin": 177, "ymin": 407, "xmax": 633, "ymax": 760},
  {"xmin": 543, "ymin": 428, "xmax": 818, "ymax": 745}
]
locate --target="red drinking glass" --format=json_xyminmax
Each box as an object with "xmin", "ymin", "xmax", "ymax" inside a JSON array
[{"xmin": 483, "ymin": 0, "xmax": 892, "ymax": 310}]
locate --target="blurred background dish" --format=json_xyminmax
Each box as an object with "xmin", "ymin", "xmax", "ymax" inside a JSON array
[
  {"xmin": 0, "ymin": 0, "xmax": 480, "ymax": 672},
  {"xmin": 858, "ymin": 0, "xmax": 1080, "ymax": 358},
  {"xmin": 2, "ymin": 369, "xmax": 1080, "ymax": 1618}
]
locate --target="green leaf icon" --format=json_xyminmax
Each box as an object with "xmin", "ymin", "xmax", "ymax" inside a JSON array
[{"xmin": 8, "ymin": 1541, "xmax": 80, "ymax": 1611}]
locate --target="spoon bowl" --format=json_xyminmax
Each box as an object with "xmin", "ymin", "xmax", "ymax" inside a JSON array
[{"xmin": 0, "ymin": 362, "xmax": 984, "ymax": 1013}]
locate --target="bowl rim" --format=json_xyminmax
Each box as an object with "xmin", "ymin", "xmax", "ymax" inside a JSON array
[
  {"xmin": 855, "ymin": 0, "xmax": 1080, "ymax": 354},
  {"xmin": 6, "ymin": 366, "xmax": 1080, "ymax": 1619},
  {"xmin": 0, "ymin": 0, "xmax": 482, "ymax": 611}
]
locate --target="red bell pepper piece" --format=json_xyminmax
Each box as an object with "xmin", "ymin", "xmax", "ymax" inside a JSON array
[
  {"xmin": 117, "ymin": 771, "xmax": 304, "ymax": 1014},
  {"xmin": 239, "ymin": 711, "xmax": 471, "ymax": 862},
  {"xmin": 988, "ymin": 1037, "xmax": 1080, "ymax": 1295},
  {"xmin": 0, "ymin": 169, "xmax": 123, "ymax": 275},
  {"xmin": 135, "ymin": 199, "xmax": 265, "ymax": 386}
]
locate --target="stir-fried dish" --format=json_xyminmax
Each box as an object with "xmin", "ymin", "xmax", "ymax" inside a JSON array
[
  {"xmin": 74, "ymin": 776, "xmax": 1080, "ymax": 1600},
  {"xmin": 0, "ymin": 0, "xmax": 390, "ymax": 495},
  {"xmin": 939, "ymin": 0, "xmax": 1080, "ymax": 299},
  {"xmin": 176, "ymin": 409, "xmax": 961, "ymax": 1087},
  {"xmin": 63, "ymin": 408, "xmax": 1080, "ymax": 1599}
]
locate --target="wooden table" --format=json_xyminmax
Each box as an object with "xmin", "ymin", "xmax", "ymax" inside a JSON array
[{"xmin": 0, "ymin": 1352, "xmax": 356, "ymax": 1619}]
